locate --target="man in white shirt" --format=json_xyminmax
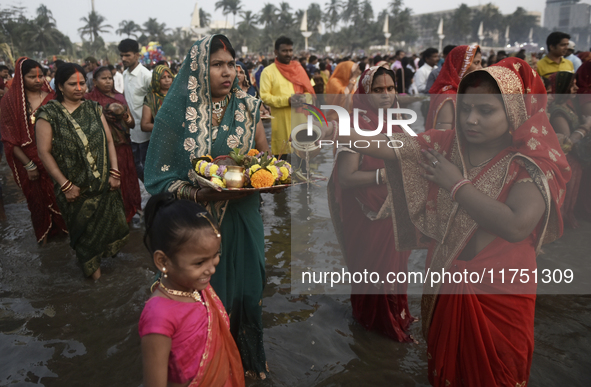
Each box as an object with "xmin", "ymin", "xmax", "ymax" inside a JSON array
[
  {"xmin": 119, "ymin": 38, "xmax": 152, "ymax": 181},
  {"xmin": 565, "ymin": 40, "xmax": 582, "ymax": 72},
  {"xmin": 413, "ymin": 47, "xmax": 439, "ymax": 94},
  {"xmin": 111, "ymin": 64, "xmax": 124, "ymax": 93}
]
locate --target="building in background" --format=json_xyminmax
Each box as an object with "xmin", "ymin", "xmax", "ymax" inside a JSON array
[{"xmin": 544, "ymin": 0, "xmax": 591, "ymax": 48}]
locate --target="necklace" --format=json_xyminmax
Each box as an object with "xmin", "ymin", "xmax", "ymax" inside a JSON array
[
  {"xmin": 27, "ymin": 91, "xmax": 44, "ymax": 124},
  {"xmin": 212, "ymin": 95, "xmax": 230, "ymax": 123},
  {"xmin": 467, "ymin": 148, "xmax": 494, "ymax": 168},
  {"xmin": 158, "ymin": 280, "xmax": 205, "ymax": 305}
]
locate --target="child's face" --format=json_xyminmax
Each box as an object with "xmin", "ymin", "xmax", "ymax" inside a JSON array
[{"xmin": 165, "ymin": 229, "xmax": 221, "ymax": 292}]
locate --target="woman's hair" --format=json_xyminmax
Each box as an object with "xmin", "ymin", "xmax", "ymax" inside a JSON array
[
  {"xmin": 21, "ymin": 59, "xmax": 42, "ymax": 77},
  {"xmin": 372, "ymin": 67, "xmax": 396, "ymax": 89},
  {"xmin": 210, "ymin": 35, "xmax": 235, "ymax": 59},
  {"xmin": 54, "ymin": 63, "xmax": 86, "ymax": 102},
  {"xmin": 144, "ymin": 193, "xmax": 220, "ymax": 260},
  {"xmin": 92, "ymin": 66, "xmax": 111, "ymax": 79},
  {"xmin": 458, "ymin": 70, "xmax": 502, "ymax": 96}
]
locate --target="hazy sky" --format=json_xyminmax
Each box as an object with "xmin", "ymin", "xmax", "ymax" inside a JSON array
[{"xmin": 11, "ymin": 0, "xmax": 549, "ymax": 43}]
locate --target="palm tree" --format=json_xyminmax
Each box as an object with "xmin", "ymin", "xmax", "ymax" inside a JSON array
[
  {"xmin": 258, "ymin": 3, "xmax": 278, "ymax": 29},
  {"xmin": 278, "ymin": 2, "xmax": 294, "ymax": 28},
  {"xmin": 227, "ymin": 0, "xmax": 243, "ymax": 28},
  {"xmin": 199, "ymin": 9, "xmax": 212, "ymax": 27},
  {"xmin": 143, "ymin": 18, "xmax": 168, "ymax": 41},
  {"xmin": 28, "ymin": 12, "xmax": 59, "ymax": 55},
  {"xmin": 215, "ymin": 0, "xmax": 231, "ymax": 28},
  {"xmin": 307, "ymin": 3, "xmax": 323, "ymax": 32},
  {"xmin": 36, "ymin": 4, "xmax": 55, "ymax": 24},
  {"xmin": 117, "ymin": 20, "xmax": 141, "ymax": 38},
  {"xmin": 78, "ymin": 11, "xmax": 112, "ymax": 43},
  {"xmin": 360, "ymin": 0, "xmax": 373, "ymax": 25},
  {"xmin": 324, "ymin": 0, "xmax": 342, "ymax": 31},
  {"xmin": 235, "ymin": 11, "xmax": 259, "ymax": 47},
  {"xmin": 342, "ymin": 0, "xmax": 360, "ymax": 26}
]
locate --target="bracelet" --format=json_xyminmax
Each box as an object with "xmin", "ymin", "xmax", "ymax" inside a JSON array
[
  {"xmin": 24, "ymin": 160, "xmax": 37, "ymax": 170},
  {"xmin": 109, "ymin": 169, "xmax": 121, "ymax": 179},
  {"xmin": 61, "ymin": 180, "xmax": 74, "ymax": 193},
  {"xmin": 450, "ymin": 179, "xmax": 472, "ymax": 201},
  {"xmin": 574, "ymin": 129, "xmax": 586, "ymax": 137},
  {"xmin": 376, "ymin": 169, "xmax": 380, "ymax": 185},
  {"xmin": 577, "ymin": 126, "xmax": 589, "ymax": 134},
  {"xmin": 331, "ymin": 120, "xmax": 338, "ymax": 142}
]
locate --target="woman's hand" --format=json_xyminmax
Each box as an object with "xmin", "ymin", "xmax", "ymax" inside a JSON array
[
  {"xmin": 27, "ymin": 168, "xmax": 40, "ymax": 181},
  {"xmin": 65, "ymin": 185, "xmax": 80, "ymax": 202},
  {"xmin": 109, "ymin": 176, "xmax": 121, "ymax": 191},
  {"xmin": 580, "ymin": 115, "xmax": 591, "ymax": 132},
  {"xmin": 419, "ymin": 148, "xmax": 464, "ymax": 192},
  {"xmin": 103, "ymin": 109, "xmax": 117, "ymax": 123}
]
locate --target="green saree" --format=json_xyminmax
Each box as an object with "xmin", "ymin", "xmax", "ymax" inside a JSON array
[
  {"xmin": 144, "ymin": 35, "xmax": 268, "ymax": 378},
  {"xmin": 36, "ymin": 100, "xmax": 129, "ymax": 276}
]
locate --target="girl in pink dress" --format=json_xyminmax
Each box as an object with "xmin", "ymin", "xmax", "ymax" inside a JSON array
[{"xmin": 139, "ymin": 193, "xmax": 244, "ymax": 387}]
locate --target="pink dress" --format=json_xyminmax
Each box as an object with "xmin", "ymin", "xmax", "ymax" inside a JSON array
[{"xmin": 139, "ymin": 295, "xmax": 208, "ymax": 384}]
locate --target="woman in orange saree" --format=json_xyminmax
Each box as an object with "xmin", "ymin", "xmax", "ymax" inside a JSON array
[
  {"xmin": 328, "ymin": 64, "xmax": 415, "ymax": 342},
  {"xmin": 425, "ymin": 44, "xmax": 482, "ymax": 130},
  {"xmin": 333, "ymin": 58, "xmax": 570, "ymax": 386},
  {"xmin": 0, "ymin": 57, "xmax": 67, "ymax": 242},
  {"xmin": 325, "ymin": 61, "xmax": 361, "ymax": 121}
]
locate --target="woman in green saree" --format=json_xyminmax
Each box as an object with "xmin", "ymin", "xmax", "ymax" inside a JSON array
[
  {"xmin": 36, "ymin": 63, "xmax": 129, "ymax": 280},
  {"xmin": 144, "ymin": 35, "xmax": 270, "ymax": 379}
]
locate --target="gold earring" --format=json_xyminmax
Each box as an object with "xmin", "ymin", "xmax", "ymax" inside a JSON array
[{"xmin": 162, "ymin": 268, "xmax": 168, "ymax": 278}]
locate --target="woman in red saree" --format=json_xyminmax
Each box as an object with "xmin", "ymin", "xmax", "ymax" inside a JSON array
[
  {"xmin": 425, "ymin": 45, "xmax": 482, "ymax": 130},
  {"xmin": 328, "ymin": 64, "xmax": 415, "ymax": 342},
  {"xmin": 85, "ymin": 66, "xmax": 141, "ymax": 223},
  {"xmin": 575, "ymin": 61, "xmax": 591, "ymax": 221},
  {"xmin": 333, "ymin": 58, "xmax": 570, "ymax": 386},
  {"xmin": 0, "ymin": 57, "xmax": 67, "ymax": 242},
  {"xmin": 547, "ymin": 71, "xmax": 590, "ymax": 228}
]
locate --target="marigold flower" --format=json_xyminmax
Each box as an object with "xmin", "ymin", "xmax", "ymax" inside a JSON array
[
  {"xmin": 266, "ymin": 166, "xmax": 279, "ymax": 181},
  {"xmin": 250, "ymin": 169, "xmax": 275, "ymax": 188},
  {"xmin": 279, "ymin": 166, "xmax": 290, "ymax": 182},
  {"xmin": 247, "ymin": 149, "xmax": 260, "ymax": 157},
  {"xmin": 249, "ymin": 164, "xmax": 261, "ymax": 177},
  {"xmin": 211, "ymin": 177, "xmax": 226, "ymax": 188},
  {"xmin": 208, "ymin": 164, "xmax": 219, "ymax": 177}
]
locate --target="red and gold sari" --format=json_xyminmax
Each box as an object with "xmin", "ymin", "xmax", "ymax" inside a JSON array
[
  {"xmin": 425, "ymin": 45, "xmax": 479, "ymax": 130},
  {"xmin": 0, "ymin": 57, "xmax": 67, "ymax": 241},
  {"xmin": 575, "ymin": 61, "xmax": 591, "ymax": 221},
  {"xmin": 328, "ymin": 64, "xmax": 415, "ymax": 342},
  {"xmin": 384, "ymin": 58, "xmax": 570, "ymax": 386},
  {"xmin": 85, "ymin": 87, "xmax": 141, "ymax": 222},
  {"xmin": 190, "ymin": 285, "xmax": 245, "ymax": 387}
]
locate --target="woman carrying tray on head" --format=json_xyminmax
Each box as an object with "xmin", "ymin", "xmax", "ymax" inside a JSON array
[{"xmin": 144, "ymin": 35, "xmax": 272, "ymax": 379}]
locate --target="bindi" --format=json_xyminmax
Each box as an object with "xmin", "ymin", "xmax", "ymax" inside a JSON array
[{"xmin": 36, "ymin": 67, "xmax": 41, "ymax": 82}]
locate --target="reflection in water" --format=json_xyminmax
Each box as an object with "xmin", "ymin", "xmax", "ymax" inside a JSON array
[{"xmin": 0, "ymin": 122, "xmax": 590, "ymax": 386}]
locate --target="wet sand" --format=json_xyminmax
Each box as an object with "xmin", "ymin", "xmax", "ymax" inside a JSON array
[{"xmin": 1, "ymin": 122, "xmax": 590, "ymax": 386}]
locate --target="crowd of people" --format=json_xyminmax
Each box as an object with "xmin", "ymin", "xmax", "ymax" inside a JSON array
[{"xmin": 0, "ymin": 28, "xmax": 589, "ymax": 386}]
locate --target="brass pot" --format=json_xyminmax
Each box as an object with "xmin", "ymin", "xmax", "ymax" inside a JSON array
[{"xmin": 224, "ymin": 165, "xmax": 246, "ymax": 188}]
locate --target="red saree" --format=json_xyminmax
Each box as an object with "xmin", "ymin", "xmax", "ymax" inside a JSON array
[
  {"xmin": 190, "ymin": 285, "xmax": 245, "ymax": 387},
  {"xmin": 575, "ymin": 61, "xmax": 591, "ymax": 221},
  {"xmin": 384, "ymin": 58, "xmax": 570, "ymax": 386},
  {"xmin": 0, "ymin": 57, "xmax": 67, "ymax": 241},
  {"xmin": 84, "ymin": 88, "xmax": 141, "ymax": 222},
  {"xmin": 328, "ymin": 64, "xmax": 414, "ymax": 342},
  {"xmin": 425, "ymin": 45, "xmax": 479, "ymax": 130}
]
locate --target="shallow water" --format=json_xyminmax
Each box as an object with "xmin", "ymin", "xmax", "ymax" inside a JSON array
[{"xmin": 1, "ymin": 121, "xmax": 590, "ymax": 386}]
